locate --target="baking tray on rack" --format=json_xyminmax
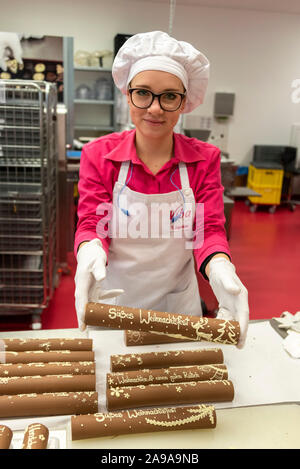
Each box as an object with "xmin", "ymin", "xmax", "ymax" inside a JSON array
[
  {"xmin": 0, "ymin": 105, "xmax": 41, "ymax": 126},
  {"xmin": 0, "ymin": 199, "xmax": 42, "ymax": 218},
  {"xmin": 0, "ymin": 235, "xmax": 43, "ymax": 251},
  {"xmin": 0, "ymin": 218, "xmax": 43, "ymax": 236},
  {"xmin": 0, "ymin": 127, "xmax": 42, "ymax": 146},
  {"xmin": 0, "ymin": 285, "xmax": 46, "ymax": 305},
  {"xmin": 0, "ymin": 268, "xmax": 44, "ymax": 286}
]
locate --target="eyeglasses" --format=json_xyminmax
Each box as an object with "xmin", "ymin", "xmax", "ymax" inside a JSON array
[{"xmin": 128, "ymin": 88, "xmax": 186, "ymax": 112}]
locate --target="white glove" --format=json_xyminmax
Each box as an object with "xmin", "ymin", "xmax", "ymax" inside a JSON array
[
  {"xmin": 0, "ymin": 32, "xmax": 23, "ymax": 71},
  {"xmin": 74, "ymin": 239, "xmax": 124, "ymax": 331},
  {"xmin": 208, "ymin": 257, "xmax": 249, "ymax": 348}
]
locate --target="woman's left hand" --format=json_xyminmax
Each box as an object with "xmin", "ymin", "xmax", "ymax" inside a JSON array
[{"xmin": 207, "ymin": 256, "xmax": 249, "ymax": 348}]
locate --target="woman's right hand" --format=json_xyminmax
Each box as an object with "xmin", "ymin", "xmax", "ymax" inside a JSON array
[{"xmin": 74, "ymin": 239, "xmax": 123, "ymax": 331}]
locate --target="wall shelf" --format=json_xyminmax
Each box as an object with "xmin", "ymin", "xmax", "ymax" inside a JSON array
[
  {"xmin": 74, "ymin": 124, "xmax": 114, "ymax": 131},
  {"xmin": 74, "ymin": 99, "xmax": 114, "ymax": 105},
  {"xmin": 74, "ymin": 66, "xmax": 112, "ymax": 72},
  {"xmin": 73, "ymin": 65, "xmax": 116, "ymax": 143}
]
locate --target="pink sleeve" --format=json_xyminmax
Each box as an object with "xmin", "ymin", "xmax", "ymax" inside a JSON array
[
  {"xmin": 74, "ymin": 146, "xmax": 112, "ymax": 258},
  {"xmin": 193, "ymin": 148, "xmax": 231, "ymax": 271}
]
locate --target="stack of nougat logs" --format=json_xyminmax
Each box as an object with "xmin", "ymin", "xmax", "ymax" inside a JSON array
[
  {"xmin": 0, "ymin": 338, "xmax": 98, "ymax": 418},
  {"xmin": 71, "ymin": 334, "xmax": 234, "ymax": 441},
  {"xmin": 106, "ymin": 343, "xmax": 234, "ymax": 411}
]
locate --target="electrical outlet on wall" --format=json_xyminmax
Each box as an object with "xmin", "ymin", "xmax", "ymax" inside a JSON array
[
  {"xmin": 183, "ymin": 114, "xmax": 212, "ymax": 130},
  {"xmin": 207, "ymin": 120, "xmax": 229, "ymax": 153},
  {"xmin": 182, "ymin": 114, "xmax": 229, "ymax": 154}
]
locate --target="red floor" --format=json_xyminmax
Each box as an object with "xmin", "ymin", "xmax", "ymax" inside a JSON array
[
  {"xmin": 229, "ymin": 200, "xmax": 300, "ymax": 320},
  {"xmin": 0, "ymin": 200, "xmax": 299, "ymax": 331}
]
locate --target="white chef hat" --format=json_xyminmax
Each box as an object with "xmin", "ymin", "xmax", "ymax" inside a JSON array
[{"xmin": 112, "ymin": 30, "xmax": 210, "ymax": 113}]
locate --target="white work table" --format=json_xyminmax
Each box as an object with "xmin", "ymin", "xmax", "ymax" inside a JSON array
[{"xmin": 0, "ymin": 321, "xmax": 299, "ymax": 449}]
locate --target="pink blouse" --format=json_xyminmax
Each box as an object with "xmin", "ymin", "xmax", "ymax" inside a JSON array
[{"xmin": 75, "ymin": 129, "xmax": 230, "ymax": 275}]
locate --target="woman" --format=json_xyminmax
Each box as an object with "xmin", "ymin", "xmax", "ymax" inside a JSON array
[{"xmin": 74, "ymin": 31, "xmax": 249, "ymax": 347}]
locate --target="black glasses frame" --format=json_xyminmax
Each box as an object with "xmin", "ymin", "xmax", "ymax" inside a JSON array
[{"xmin": 128, "ymin": 88, "xmax": 186, "ymax": 112}]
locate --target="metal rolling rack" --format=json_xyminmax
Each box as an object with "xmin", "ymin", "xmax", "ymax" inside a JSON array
[{"xmin": 0, "ymin": 80, "xmax": 58, "ymax": 329}]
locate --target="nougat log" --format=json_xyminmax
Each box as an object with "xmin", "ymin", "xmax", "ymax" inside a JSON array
[
  {"xmin": 72, "ymin": 404, "xmax": 216, "ymax": 440},
  {"xmin": 0, "ymin": 391, "xmax": 98, "ymax": 418},
  {"xmin": 125, "ymin": 330, "xmax": 195, "ymax": 346},
  {"xmin": 0, "ymin": 425, "xmax": 13, "ymax": 449},
  {"xmin": 1, "ymin": 350, "xmax": 94, "ymax": 364},
  {"xmin": 85, "ymin": 303, "xmax": 240, "ymax": 345},
  {"xmin": 111, "ymin": 348, "xmax": 224, "ymax": 372},
  {"xmin": 0, "ymin": 361, "xmax": 95, "ymax": 378},
  {"xmin": 0, "ymin": 374, "xmax": 96, "ymax": 395},
  {"xmin": 107, "ymin": 380, "xmax": 234, "ymax": 411},
  {"xmin": 0, "ymin": 338, "xmax": 93, "ymax": 352},
  {"xmin": 22, "ymin": 423, "xmax": 49, "ymax": 449},
  {"xmin": 107, "ymin": 364, "xmax": 228, "ymax": 388}
]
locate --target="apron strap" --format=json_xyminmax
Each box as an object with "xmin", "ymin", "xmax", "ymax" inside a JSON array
[
  {"xmin": 117, "ymin": 161, "xmax": 131, "ymax": 185},
  {"xmin": 178, "ymin": 162, "xmax": 191, "ymax": 190},
  {"xmin": 118, "ymin": 161, "xmax": 191, "ymax": 191}
]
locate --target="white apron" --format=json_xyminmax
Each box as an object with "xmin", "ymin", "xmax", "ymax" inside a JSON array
[{"xmin": 100, "ymin": 160, "xmax": 202, "ymax": 316}]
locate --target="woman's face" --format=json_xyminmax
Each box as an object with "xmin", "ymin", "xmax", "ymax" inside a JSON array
[{"xmin": 126, "ymin": 70, "xmax": 186, "ymax": 141}]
